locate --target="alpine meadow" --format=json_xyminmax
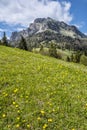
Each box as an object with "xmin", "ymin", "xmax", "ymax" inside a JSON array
[{"xmin": 0, "ymin": 46, "xmax": 87, "ymax": 130}]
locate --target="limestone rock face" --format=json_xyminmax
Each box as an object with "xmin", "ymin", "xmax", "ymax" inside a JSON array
[{"xmin": 10, "ymin": 17, "xmax": 86, "ymax": 42}]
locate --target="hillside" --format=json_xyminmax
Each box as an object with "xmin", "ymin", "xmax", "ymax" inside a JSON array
[{"xmin": 0, "ymin": 46, "xmax": 87, "ymax": 130}]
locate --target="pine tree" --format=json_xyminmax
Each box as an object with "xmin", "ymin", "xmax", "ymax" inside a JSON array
[
  {"xmin": 2, "ymin": 32, "xmax": 8, "ymax": 46},
  {"xmin": 66, "ymin": 56, "xmax": 70, "ymax": 62},
  {"xmin": 49, "ymin": 42, "xmax": 58, "ymax": 58},
  {"xmin": 39, "ymin": 43, "xmax": 44, "ymax": 52},
  {"xmin": 0, "ymin": 40, "xmax": 2, "ymax": 45},
  {"xmin": 19, "ymin": 36, "xmax": 28, "ymax": 51},
  {"xmin": 74, "ymin": 51, "xmax": 82, "ymax": 63},
  {"xmin": 70, "ymin": 53, "xmax": 74, "ymax": 62}
]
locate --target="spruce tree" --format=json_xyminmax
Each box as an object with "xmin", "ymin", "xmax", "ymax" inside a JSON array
[
  {"xmin": 2, "ymin": 32, "xmax": 8, "ymax": 46},
  {"xmin": 39, "ymin": 43, "xmax": 44, "ymax": 52},
  {"xmin": 49, "ymin": 42, "xmax": 58, "ymax": 58},
  {"xmin": 0, "ymin": 40, "xmax": 2, "ymax": 45},
  {"xmin": 19, "ymin": 36, "xmax": 28, "ymax": 51}
]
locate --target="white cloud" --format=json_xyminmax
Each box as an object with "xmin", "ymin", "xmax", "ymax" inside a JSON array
[
  {"xmin": 73, "ymin": 22, "xmax": 85, "ymax": 29},
  {"xmin": 0, "ymin": 28, "xmax": 8, "ymax": 33},
  {"xmin": 0, "ymin": 0, "xmax": 73, "ymax": 26},
  {"xmin": 0, "ymin": 28, "xmax": 7, "ymax": 32},
  {"xmin": 0, "ymin": 28, "xmax": 4, "ymax": 32},
  {"xmin": 16, "ymin": 27, "xmax": 26, "ymax": 31}
]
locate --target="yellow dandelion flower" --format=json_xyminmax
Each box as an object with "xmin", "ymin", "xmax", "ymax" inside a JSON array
[
  {"xmin": 17, "ymin": 110, "xmax": 20, "ymax": 113},
  {"xmin": 17, "ymin": 117, "xmax": 20, "ymax": 120},
  {"xmin": 72, "ymin": 129, "xmax": 75, "ymax": 130},
  {"xmin": 48, "ymin": 118, "xmax": 53, "ymax": 122},
  {"xmin": 26, "ymin": 96, "xmax": 28, "ymax": 98},
  {"xmin": 16, "ymin": 124, "xmax": 20, "ymax": 128},
  {"xmin": 13, "ymin": 101, "xmax": 16, "ymax": 105},
  {"xmin": 15, "ymin": 105, "xmax": 18, "ymax": 108},
  {"xmin": 23, "ymin": 119, "xmax": 26, "ymax": 122},
  {"xmin": 37, "ymin": 117, "xmax": 41, "ymax": 121},
  {"xmin": 14, "ymin": 88, "xmax": 18, "ymax": 93},
  {"xmin": 41, "ymin": 110, "xmax": 45, "ymax": 115},
  {"xmin": 8, "ymin": 125, "xmax": 11, "ymax": 128},
  {"xmin": 27, "ymin": 124, "xmax": 30, "ymax": 128},
  {"xmin": 2, "ymin": 114, "xmax": 6, "ymax": 118},
  {"xmin": 52, "ymin": 109, "xmax": 55, "ymax": 112},
  {"xmin": 4, "ymin": 93, "xmax": 8, "ymax": 97},
  {"xmin": 43, "ymin": 124, "xmax": 48, "ymax": 129}
]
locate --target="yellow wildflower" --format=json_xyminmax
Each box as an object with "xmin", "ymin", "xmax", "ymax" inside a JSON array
[
  {"xmin": 17, "ymin": 117, "xmax": 20, "ymax": 120},
  {"xmin": 16, "ymin": 105, "xmax": 19, "ymax": 108},
  {"xmin": 41, "ymin": 110, "xmax": 45, "ymax": 115},
  {"xmin": 2, "ymin": 114, "xmax": 6, "ymax": 118},
  {"xmin": 27, "ymin": 124, "xmax": 30, "ymax": 128},
  {"xmin": 14, "ymin": 88, "xmax": 18, "ymax": 93},
  {"xmin": 48, "ymin": 118, "xmax": 53, "ymax": 122},
  {"xmin": 4, "ymin": 93, "xmax": 8, "ymax": 97},
  {"xmin": 13, "ymin": 101, "xmax": 16, "ymax": 105},
  {"xmin": 16, "ymin": 124, "xmax": 20, "ymax": 128},
  {"xmin": 52, "ymin": 109, "xmax": 55, "ymax": 112},
  {"xmin": 17, "ymin": 110, "xmax": 20, "ymax": 113},
  {"xmin": 37, "ymin": 117, "xmax": 41, "ymax": 121},
  {"xmin": 8, "ymin": 125, "xmax": 11, "ymax": 128},
  {"xmin": 43, "ymin": 124, "xmax": 48, "ymax": 129}
]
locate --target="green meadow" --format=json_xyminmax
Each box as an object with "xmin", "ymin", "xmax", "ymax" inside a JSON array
[{"xmin": 0, "ymin": 46, "xmax": 87, "ymax": 130}]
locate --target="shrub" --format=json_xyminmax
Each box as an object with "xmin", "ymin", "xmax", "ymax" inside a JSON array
[
  {"xmin": 72, "ymin": 51, "xmax": 82, "ymax": 63},
  {"xmin": 80, "ymin": 55, "xmax": 87, "ymax": 66},
  {"xmin": 70, "ymin": 53, "xmax": 74, "ymax": 62},
  {"xmin": 66, "ymin": 56, "xmax": 70, "ymax": 62},
  {"xmin": 57, "ymin": 52, "xmax": 62, "ymax": 59}
]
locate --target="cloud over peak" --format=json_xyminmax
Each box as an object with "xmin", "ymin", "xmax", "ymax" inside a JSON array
[{"xmin": 0, "ymin": 0, "xmax": 73, "ymax": 26}]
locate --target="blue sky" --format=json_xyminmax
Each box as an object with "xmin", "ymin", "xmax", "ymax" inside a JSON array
[{"xmin": 0, "ymin": 0, "xmax": 87, "ymax": 39}]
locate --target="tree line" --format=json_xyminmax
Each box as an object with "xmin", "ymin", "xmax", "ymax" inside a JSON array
[{"xmin": 0, "ymin": 32, "xmax": 87, "ymax": 66}]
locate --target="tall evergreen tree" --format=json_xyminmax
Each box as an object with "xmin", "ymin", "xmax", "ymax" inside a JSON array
[
  {"xmin": 2, "ymin": 32, "xmax": 8, "ymax": 46},
  {"xmin": 19, "ymin": 36, "xmax": 28, "ymax": 51},
  {"xmin": 0, "ymin": 40, "xmax": 2, "ymax": 45},
  {"xmin": 39, "ymin": 43, "xmax": 44, "ymax": 52},
  {"xmin": 49, "ymin": 42, "xmax": 58, "ymax": 58}
]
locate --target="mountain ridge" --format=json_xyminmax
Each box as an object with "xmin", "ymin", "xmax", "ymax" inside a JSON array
[
  {"xmin": 10, "ymin": 17, "xmax": 86, "ymax": 42},
  {"xmin": 10, "ymin": 17, "xmax": 87, "ymax": 49}
]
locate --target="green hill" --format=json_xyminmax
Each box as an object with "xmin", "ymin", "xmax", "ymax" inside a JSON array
[{"xmin": 0, "ymin": 46, "xmax": 87, "ymax": 130}]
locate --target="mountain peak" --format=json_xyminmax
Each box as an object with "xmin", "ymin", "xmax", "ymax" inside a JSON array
[
  {"xmin": 34, "ymin": 18, "xmax": 46, "ymax": 23},
  {"xmin": 10, "ymin": 17, "xmax": 86, "ymax": 42},
  {"xmin": 34, "ymin": 17, "xmax": 55, "ymax": 23}
]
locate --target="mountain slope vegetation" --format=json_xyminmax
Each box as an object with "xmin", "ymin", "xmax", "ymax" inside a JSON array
[{"xmin": 0, "ymin": 46, "xmax": 87, "ymax": 130}]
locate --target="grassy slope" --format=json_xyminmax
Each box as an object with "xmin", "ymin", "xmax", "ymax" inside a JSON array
[
  {"xmin": 0, "ymin": 46, "xmax": 87, "ymax": 130},
  {"xmin": 33, "ymin": 48, "xmax": 72, "ymax": 60}
]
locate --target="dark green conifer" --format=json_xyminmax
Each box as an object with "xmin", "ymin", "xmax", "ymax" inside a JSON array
[
  {"xmin": 2, "ymin": 32, "xmax": 8, "ymax": 46},
  {"xmin": 49, "ymin": 42, "xmax": 58, "ymax": 58},
  {"xmin": 19, "ymin": 35, "xmax": 28, "ymax": 51}
]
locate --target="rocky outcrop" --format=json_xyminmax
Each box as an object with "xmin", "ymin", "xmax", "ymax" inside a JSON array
[{"xmin": 10, "ymin": 17, "xmax": 86, "ymax": 42}]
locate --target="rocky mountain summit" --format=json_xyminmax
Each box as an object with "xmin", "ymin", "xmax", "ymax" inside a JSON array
[
  {"xmin": 10, "ymin": 17, "xmax": 86, "ymax": 42},
  {"xmin": 10, "ymin": 17, "xmax": 87, "ymax": 49}
]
